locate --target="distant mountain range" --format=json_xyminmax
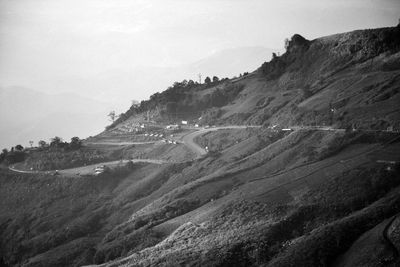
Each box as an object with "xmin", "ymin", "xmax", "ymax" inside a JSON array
[
  {"xmin": 77, "ymin": 46, "xmax": 276, "ymax": 104},
  {"xmin": 0, "ymin": 86, "xmax": 113, "ymax": 149}
]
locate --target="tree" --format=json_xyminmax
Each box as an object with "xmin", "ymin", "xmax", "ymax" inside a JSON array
[
  {"xmin": 108, "ymin": 111, "xmax": 117, "ymax": 122},
  {"xmin": 187, "ymin": 80, "xmax": 195, "ymax": 86},
  {"xmin": 0, "ymin": 149, "xmax": 8, "ymax": 163},
  {"xmin": 212, "ymin": 76, "xmax": 219, "ymax": 83},
  {"xmin": 204, "ymin": 76, "xmax": 211, "ymax": 84},
  {"xmin": 50, "ymin": 136, "xmax": 62, "ymax": 147},
  {"xmin": 4, "ymin": 147, "xmax": 26, "ymax": 164},
  {"xmin": 70, "ymin": 137, "xmax": 82, "ymax": 150},
  {"xmin": 131, "ymin": 100, "xmax": 140, "ymax": 108},
  {"xmin": 38, "ymin": 140, "xmax": 47, "ymax": 148},
  {"xmin": 29, "ymin": 141, "xmax": 34, "ymax": 148},
  {"xmin": 126, "ymin": 160, "xmax": 135, "ymax": 170},
  {"xmin": 284, "ymin": 38, "xmax": 290, "ymax": 50},
  {"xmin": 272, "ymin": 52, "xmax": 278, "ymax": 59}
]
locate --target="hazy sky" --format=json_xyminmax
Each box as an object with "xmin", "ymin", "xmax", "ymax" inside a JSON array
[{"xmin": 0, "ymin": 0, "xmax": 399, "ymax": 104}]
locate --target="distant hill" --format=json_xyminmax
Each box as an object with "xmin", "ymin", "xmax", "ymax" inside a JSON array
[
  {"xmin": 0, "ymin": 87, "xmax": 113, "ymax": 148},
  {"xmin": 80, "ymin": 46, "xmax": 276, "ymax": 104},
  {"xmin": 182, "ymin": 46, "xmax": 276, "ymax": 79}
]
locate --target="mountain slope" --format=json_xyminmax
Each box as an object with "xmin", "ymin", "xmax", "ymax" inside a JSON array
[
  {"xmin": 90, "ymin": 25, "xmax": 400, "ymax": 266},
  {"xmin": 106, "ymin": 26, "xmax": 399, "ymax": 134},
  {"xmin": 1, "ymin": 26, "xmax": 400, "ymax": 267}
]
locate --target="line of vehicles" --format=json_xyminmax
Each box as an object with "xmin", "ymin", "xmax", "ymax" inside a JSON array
[{"xmin": 144, "ymin": 133, "xmax": 164, "ymax": 138}]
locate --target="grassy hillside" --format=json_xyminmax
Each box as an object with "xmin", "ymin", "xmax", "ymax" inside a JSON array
[
  {"xmin": 2, "ymin": 128, "xmax": 399, "ymax": 266},
  {"xmin": 1, "ymin": 26, "xmax": 400, "ymax": 267}
]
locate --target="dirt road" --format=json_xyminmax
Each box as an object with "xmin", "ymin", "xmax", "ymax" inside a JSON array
[
  {"xmin": 85, "ymin": 141, "xmax": 156, "ymax": 146},
  {"xmin": 9, "ymin": 159, "xmax": 167, "ymax": 176},
  {"xmin": 180, "ymin": 125, "xmax": 261, "ymax": 156},
  {"xmin": 10, "ymin": 125, "xmax": 345, "ymax": 176}
]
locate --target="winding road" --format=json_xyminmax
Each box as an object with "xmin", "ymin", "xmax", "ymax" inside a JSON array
[
  {"xmin": 9, "ymin": 159, "xmax": 167, "ymax": 176},
  {"xmin": 8, "ymin": 125, "xmax": 259, "ymax": 176},
  {"xmin": 180, "ymin": 125, "xmax": 262, "ymax": 156},
  {"xmin": 8, "ymin": 125, "xmax": 349, "ymax": 176},
  {"xmin": 84, "ymin": 141, "xmax": 156, "ymax": 146}
]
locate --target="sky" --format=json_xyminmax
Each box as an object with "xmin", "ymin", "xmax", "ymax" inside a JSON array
[{"xmin": 0, "ymin": 0, "xmax": 399, "ymax": 106}]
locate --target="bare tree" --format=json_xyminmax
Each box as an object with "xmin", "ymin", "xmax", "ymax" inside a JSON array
[
  {"xmin": 29, "ymin": 141, "xmax": 34, "ymax": 148},
  {"xmin": 284, "ymin": 38, "xmax": 290, "ymax": 50},
  {"xmin": 108, "ymin": 111, "xmax": 117, "ymax": 122},
  {"xmin": 38, "ymin": 140, "xmax": 47, "ymax": 148}
]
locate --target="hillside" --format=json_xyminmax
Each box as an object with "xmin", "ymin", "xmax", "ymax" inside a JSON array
[
  {"xmin": 106, "ymin": 25, "xmax": 400, "ymax": 133},
  {"xmin": 1, "ymin": 25, "xmax": 400, "ymax": 267}
]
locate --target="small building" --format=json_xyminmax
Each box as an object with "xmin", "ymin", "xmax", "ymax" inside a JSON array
[{"xmin": 181, "ymin": 120, "xmax": 188, "ymax": 125}]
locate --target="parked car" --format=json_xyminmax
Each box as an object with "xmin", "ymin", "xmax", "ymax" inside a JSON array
[{"xmin": 93, "ymin": 165, "xmax": 108, "ymax": 175}]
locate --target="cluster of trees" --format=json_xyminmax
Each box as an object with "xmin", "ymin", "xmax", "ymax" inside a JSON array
[
  {"xmin": 107, "ymin": 75, "xmax": 230, "ymax": 128},
  {"xmin": 0, "ymin": 145, "xmax": 26, "ymax": 165},
  {"xmin": 37, "ymin": 136, "xmax": 82, "ymax": 151},
  {"xmin": 0, "ymin": 136, "xmax": 83, "ymax": 166},
  {"xmin": 204, "ymin": 76, "xmax": 220, "ymax": 84},
  {"xmin": 159, "ymin": 82, "xmax": 244, "ymax": 121}
]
